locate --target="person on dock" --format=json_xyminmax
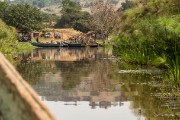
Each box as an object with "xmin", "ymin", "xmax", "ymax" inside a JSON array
[{"xmin": 36, "ymin": 37, "xmax": 39, "ymax": 42}]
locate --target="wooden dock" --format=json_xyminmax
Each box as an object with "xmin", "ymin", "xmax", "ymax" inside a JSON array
[{"xmin": 0, "ymin": 53, "xmax": 55, "ymax": 120}]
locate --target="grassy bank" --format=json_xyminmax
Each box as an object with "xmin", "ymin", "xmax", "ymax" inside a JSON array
[
  {"xmin": 0, "ymin": 19, "xmax": 34, "ymax": 62},
  {"xmin": 112, "ymin": 1, "xmax": 180, "ymax": 83}
]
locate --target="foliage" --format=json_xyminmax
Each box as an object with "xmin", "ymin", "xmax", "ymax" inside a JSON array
[
  {"xmin": 73, "ymin": 19, "xmax": 90, "ymax": 33},
  {"xmin": 55, "ymin": 0, "xmax": 80, "ymax": 28},
  {"xmin": 1, "ymin": 4, "xmax": 44, "ymax": 32},
  {"xmin": 42, "ymin": 13, "xmax": 58, "ymax": 23},
  {"xmin": 0, "ymin": 2, "xmax": 8, "ymax": 18}
]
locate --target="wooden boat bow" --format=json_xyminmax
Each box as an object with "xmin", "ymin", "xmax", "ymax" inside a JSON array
[{"xmin": 0, "ymin": 53, "xmax": 56, "ymax": 120}]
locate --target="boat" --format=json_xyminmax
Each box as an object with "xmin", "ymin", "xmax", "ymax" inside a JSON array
[
  {"xmin": 61, "ymin": 42, "xmax": 86, "ymax": 47},
  {"xmin": 58, "ymin": 41, "xmax": 69, "ymax": 47},
  {"xmin": 30, "ymin": 42, "xmax": 60, "ymax": 47},
  {"xmin": 0, "ymin": 53, "xmax": 55, "ymax": 120},
  {"xmin": 67, "ymin": 43, "xmax": 86, "ymax": 47}
]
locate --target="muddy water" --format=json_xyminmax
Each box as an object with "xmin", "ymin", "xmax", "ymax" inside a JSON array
[{"xmin": 16, "ymin": 47, "xmax": 179, "ymax": 120}]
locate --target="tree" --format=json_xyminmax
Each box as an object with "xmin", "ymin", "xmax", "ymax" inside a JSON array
[
  {"xmin": 2, "ymin": 4, "xmax": 44, "ymax": 32},
  {"xmin": 73, "ymin": 19, "xmax": 90, "ymax": 33},
  {"xmin": 55, "ymin": 0, "xmax": 91, "ymax": 33},
  {"xmin": 90, "ymin": 1, "xmax": 121, "ymax": 41},
  {"xmin": 55, "ymin": 0, "xmax": 81, "ymax": 28}
]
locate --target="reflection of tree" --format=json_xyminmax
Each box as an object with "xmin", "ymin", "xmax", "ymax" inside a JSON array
[
  {"xmin": 16, "ymin": 47, "xmax": 111, "ymax": 88},
  {"xmin": 31, "ymin": 47, "xmax": 101, "ymax": 62},
  {"xmin": 53, "ymin": 48, "xmax": 114, "ymax": 90},
  {"xmin": 16, "ymin": 47, "xmax": 180, "ymax": 119},
  {"xmin": 90, "ymin": 60, "xmax": 118, "ymax": 92},
  {"xmin": 58, "ymin": 61, "xmax": 91, "ymax": 90},
  {"xmin": 16, "ymin": 47, "xmax": 119, "ymax": 92},
  {"xmin": 16, "ymin": 47, "xmax": 128, "ymax": 110},
  {"xmin": 59, "ymin": 58, "xmax": 119, "ymax": 91},
  {"xmin": 16, "ymin": 61, "xmax": 59, "ymax": 84}
]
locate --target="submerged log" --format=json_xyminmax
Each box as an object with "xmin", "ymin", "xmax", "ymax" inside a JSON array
[{"xmin": 0, "ymin": 53, "xmax": 55, "ymax": 120}]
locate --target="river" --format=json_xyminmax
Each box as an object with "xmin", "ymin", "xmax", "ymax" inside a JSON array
[{"xmin": 16, "ymin": 47, "xmax": 180, "ymax": 120}]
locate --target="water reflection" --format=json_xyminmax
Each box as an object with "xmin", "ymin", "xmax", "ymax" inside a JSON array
[
  {"xmin": 26, "ymin": 47, "xmax": 110, "ymax": 62},
  {"xmin": 16, "ymin": 47, "xmax": 152, "ymax": 120}
]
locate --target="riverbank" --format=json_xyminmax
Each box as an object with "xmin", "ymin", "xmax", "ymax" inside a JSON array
[{"xmin": 33, "ymin": 28, "xmax": 104, "ymax": 46}]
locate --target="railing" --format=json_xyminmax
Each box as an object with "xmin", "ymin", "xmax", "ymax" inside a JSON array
[{"xmin": 0, "ymin": 53, "xmax": 55, "ymax": 120}]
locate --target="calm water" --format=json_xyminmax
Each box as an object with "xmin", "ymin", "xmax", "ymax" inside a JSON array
[{"xmin": 16, "ymin": 47, "xmax": 179, "ymax": 120}]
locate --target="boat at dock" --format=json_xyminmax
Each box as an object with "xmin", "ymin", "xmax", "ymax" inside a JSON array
[
  {"xmin": 64, "ymin": 42, "xmax": 101, "ymax": 47},
  {"xmin": 30, "ymin": 42, "xmax": 101, "ymax": 48},
  {"xmin": 57, "ymin": 42, "xmax": 86, "ymax": 47},
  {"xmin": 67, "ymin": 43, "xmax": 86, "ymax": 47},
  {"xmin": 30, "ymin": 42, "xmax": 61, "ymax": 47}
]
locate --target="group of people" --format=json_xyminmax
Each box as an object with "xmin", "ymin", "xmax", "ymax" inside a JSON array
[
  {"xmin": 36, "ymin": 37, "xmax": 59, "ymax": 44},
  {"xmin": 18, "ymin": 33, "xmax": 31, "ymax": 42},
  {"xmin": 35, "ymin": 32, "xmax": 61, "ymax": 43},
  {"xmin": 36, "ymin": 37, "xmax": 39, "ymax": 42},
  {"xmin": 40, "ymin": 32, "xmax": 61, "ymax": 39}
]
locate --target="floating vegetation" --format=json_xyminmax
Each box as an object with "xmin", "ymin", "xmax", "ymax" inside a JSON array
[{"xmin": 118, "ymin": 69, "xmax": 162, "ymax": 74}]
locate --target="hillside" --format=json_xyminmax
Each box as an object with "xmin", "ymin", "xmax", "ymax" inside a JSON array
[{"xmin": 42, "ymin": 0, "xmax": 126, "ymax": 16}]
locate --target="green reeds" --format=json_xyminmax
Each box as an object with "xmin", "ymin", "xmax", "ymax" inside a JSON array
[{"xmin": 168, "ymin": 57, "xmax": 180, "ymax": 83}]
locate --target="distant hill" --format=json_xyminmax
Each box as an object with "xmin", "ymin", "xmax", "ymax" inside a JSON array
[
  {"xmin": 8, "ymin": 0, "xmax": 125, "ymax": 16},
  {"xmin": 9, "ymin": 0, "xmax": 122, "ymax": 8}
]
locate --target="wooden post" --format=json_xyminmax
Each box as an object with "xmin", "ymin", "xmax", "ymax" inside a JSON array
[{"xmin": 0, "ymin": 53, "xmax": 56, "ymax": 120}]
